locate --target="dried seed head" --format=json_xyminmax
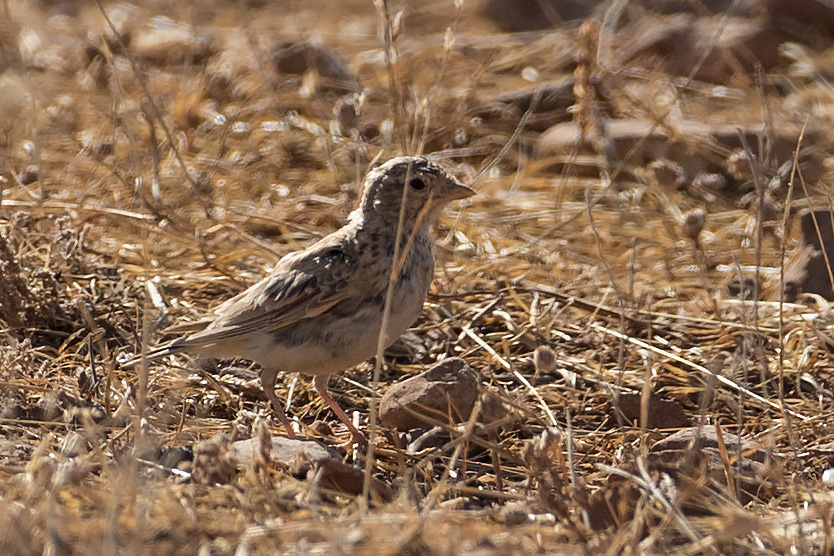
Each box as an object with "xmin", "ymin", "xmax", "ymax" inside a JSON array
[
  {"xmin": 683, "ymin": 208, "xmax": 706, "ymax": 242},
  {"xmin": 533, "ymin": 345, "xmax": 557, "ymax": 375},
  {"xmin": 692, "ymin": 172, "xmax": 726, "ymax": 193},
  {"xmin": 649, "ymin": 159, "xmax": 686, "ymax": 190},
  {"xmin": 333, "ymin": 93, "xmax": 362, "ymax": 136},
  {"xmin": 726, "ymin": 150, "xmax": 754, "ymax": 180}
]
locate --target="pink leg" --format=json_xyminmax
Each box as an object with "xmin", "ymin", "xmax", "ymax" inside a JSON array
[
  {"xmin": 260, "ymin": 368, "xmax": 296, "ymax": 438},
  {"xmin": 313, "ymin": 375, "xmax": 367, "ymax": 446}
]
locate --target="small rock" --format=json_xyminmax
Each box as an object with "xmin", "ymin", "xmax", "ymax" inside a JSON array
[
  {"xmin": 307, "ymin": 420, "xmax": 334, "ymax": 437},
  {"xmin": 689, "ymin": 172, "xmax": 727, "ymax": 201},
  {"xmin": 499, "ymin": 502, "xmax": 531, "ymax": 526},
  {"xmin": 615, "ymin": 15, "xmax": 782, "ymax": 84},
  {"xmin": 614, "ymin": 392, "xmax": 689, "ymax": 429},
  {"xmin": 131, "ymin": 19, "xmax": 216, "ymax": 67},
  {"xmin": 157, "ymin": 445, "xmax": 193, "ymax": 470},
  {"xmin": 386, "ymin": 329, "xmax": 446, "ymax": 360},
  {"xmin": 726, "ymin": 276, "xmax": 760, "ymax": 300},
  {"xmin": 269, "ymin": 40, "xmax": 360, "ymax": 92},
  {"xmin": 332, "ymin": 93, "xmax": 361, "ymax": 136},
  {"xmin": 18, "ymin": 165, "xmax": 39, "ymax": 185},
  {"xmin": 533, "ymin": 345, "xmax": 557, "ymax": 376},
  {"xmin": 629, "ymin": 0, "xmax": 759, "ymax": 16},
  {"xmin": 479, "ymin": 0, "xmax": 597, "ymax": 31},
  {"xmin": 590, "ymin": 426, "xmax": 780, "ymax": 529},
  {"xmin": 765, "ymin": 0, "xmax": 834, "ymax": 40},
  {"xmin": 59, "ymin": 432, "xmax": 89, "ymax": 458},
  {"xmin": 682, "ymin": 208, "xmax": 707, "ymax": 243},
  {"xmin": 783, "ymin": 210, "xmax": 834, "ymax": 301},
  {"xmin": 536, "ymin": 118, "xmax": 805, "ymax": 179},
  {"xmin": 88, "ymin": 138, "xmax": 114, "ymax": 160},
  {"xmin": 379, "ymin": 358, "xmax": 481, "ymax": 430},
  {"xmin": 649, "ymin": 159, "xmax": 686, "ymax": 190},
  {"xmin": 649, "ymin": 426, "xmax": 780, "ymax": 503},
  {"xmin": 726, "ymin": 149, "xmax": 754, "ymax": 180},
  {"xmin": 306, "ymin": 458, "xmax": 393, "ymax": 502},
  {"xmin": 587, "ymin": 476, "xmax": 641, "ymax": 530},
  {"xmin": 471, "ymin": 78, "xmax": 578, "ymax": 132},
  {"xmin": 693, "ymin": 172, "xmax": 727, "ymax": 192},
  {"xmin": 76, "ymin": 367, "xmax": 96, "ymax": 395},
  {"xmin": 492, "ymin": 78, "xmax": 576, "ymax": 115},
  {"xmin": 231, "ymin": 436, "xmax": 339, "ymax": 468}
]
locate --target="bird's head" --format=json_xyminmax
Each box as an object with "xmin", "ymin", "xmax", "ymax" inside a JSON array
[{"xmin": 358, "ymin": 156, "xmax": 475, "ymax": 227}]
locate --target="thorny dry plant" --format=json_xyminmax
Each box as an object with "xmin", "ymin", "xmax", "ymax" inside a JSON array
[{"xmin": 2, "ymin": 0, "xmax": 834, "ymax": 554}]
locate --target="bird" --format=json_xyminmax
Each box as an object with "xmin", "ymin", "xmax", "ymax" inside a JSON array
[{"xmin": 124, "ymin": 156, "xmax": 475, "ymax": 445}]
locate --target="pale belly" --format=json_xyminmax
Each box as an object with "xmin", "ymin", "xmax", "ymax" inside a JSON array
[
  {"xmin": 198, "ymin": 230, "xmax": 436, "ymax": 374},
  {"xmin": 235, "ymin": 268, "xmax": 431, "ymax": 375}
]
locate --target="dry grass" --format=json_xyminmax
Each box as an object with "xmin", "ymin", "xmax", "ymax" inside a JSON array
[{"xmin": 2, "ymin": 0, "xmax": 834, "ymax": 554}]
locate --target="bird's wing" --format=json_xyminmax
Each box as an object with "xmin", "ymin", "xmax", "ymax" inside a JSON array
[{"xmin": 176, "ymin": 239, "xmax": 359, "ymax": 348}]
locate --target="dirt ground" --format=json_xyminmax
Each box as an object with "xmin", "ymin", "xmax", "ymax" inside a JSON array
[{"xmin": 2, "ymin": 0, "xmax": 834, "ymax": 554}]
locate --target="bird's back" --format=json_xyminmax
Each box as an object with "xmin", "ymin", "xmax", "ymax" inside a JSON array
[{"xmin": 170, "ymin": 220, "xmax": 433, "ymax": 375}]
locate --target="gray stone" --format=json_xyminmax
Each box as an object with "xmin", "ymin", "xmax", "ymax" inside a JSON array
[{"xmin": 231, "ymin": 436, "xmax": 339, "ymax": 467}]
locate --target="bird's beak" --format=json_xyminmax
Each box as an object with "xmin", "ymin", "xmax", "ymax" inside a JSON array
[{"xmin": 440, "ymin": 180, "xmax": 476, "ymax": 202}]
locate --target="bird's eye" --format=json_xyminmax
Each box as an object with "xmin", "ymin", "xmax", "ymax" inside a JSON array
[{"xmin": 409, "ymin": 177, "xmax": 425, "ymax": 190}]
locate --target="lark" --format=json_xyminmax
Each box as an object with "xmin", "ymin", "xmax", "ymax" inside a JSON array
[{"xmin": 125, "ymin": 156, "xmax": 475, "ymax": 445}]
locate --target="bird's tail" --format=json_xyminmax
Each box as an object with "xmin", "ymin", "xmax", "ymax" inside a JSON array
[
  {"xmin": 120, "ymin": 341, "xmax": 186, "ymax": 368},
  {"xmin": 120, "ymin": 320, "xmax": 211, "ymax": 368}
]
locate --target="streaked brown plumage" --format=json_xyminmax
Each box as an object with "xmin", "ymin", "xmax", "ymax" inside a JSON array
[{"xmin": 124, "ymin": 156, "xmax": 475, "ymax": 444}]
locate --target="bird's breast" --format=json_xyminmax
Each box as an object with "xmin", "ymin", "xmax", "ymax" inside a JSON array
[{"xmin": 243, "ymin": 233, "xmax": 434, "ymax": 375}]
